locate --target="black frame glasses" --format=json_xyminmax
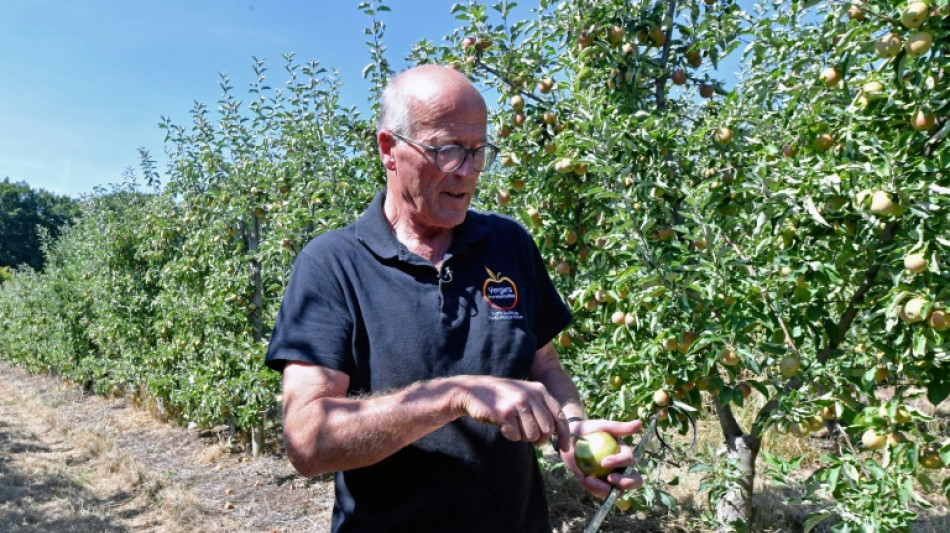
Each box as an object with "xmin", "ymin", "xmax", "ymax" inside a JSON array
[{"xmin": 390, "ymin": 131, "xmax": 499, "ymax": 173}]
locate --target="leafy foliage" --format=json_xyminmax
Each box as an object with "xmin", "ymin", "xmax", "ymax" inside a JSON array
[
  {"xmin": 417, "ymin": 0, "xmax": 949, "ymax": 529},
  {"xmin": 0, "ymin": 178, "xmax": 79, "ymax": 270},
  {"xmin": 0, "ymin": 0, "xmax": 947, "ymax": 530}
]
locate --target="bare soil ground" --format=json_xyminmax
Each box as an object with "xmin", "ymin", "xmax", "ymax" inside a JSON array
[
  {"xmin": 0, "ymin": 362, "xmax": 331, "ymax": 533},
  {"xmin": 0, "ymin": 361, "xmax": 670, "ymax": 533}
]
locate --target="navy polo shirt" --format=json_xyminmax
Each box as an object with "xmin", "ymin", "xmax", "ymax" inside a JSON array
[{"xmin": 266, "ymin": 190, "xmax": 572, "ymax": 532}]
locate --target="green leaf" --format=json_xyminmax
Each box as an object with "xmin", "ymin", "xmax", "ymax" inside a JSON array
[
  {"xmin": 689, "ymin": 463, "xmax": 711, "ymax": 474},
  {"xmin": 827, "ymin": 465, "xmax": 840, "ymax": 493},
  {"xmin": 894, "ymin": 52, "xmax": 907, "ymax": 89},
  {"xmin": 803, "ymin": 512, "xmax": 833, "ymax": 533},
  {"xmin": 803, "ymin": 197, "xmax": 830, "ymax": 227},
  {"xmin": 940, "ymin": 443, "xmax": 950, "ymax": 465},
  {"xmin": 926, "ymin": 365, "xmax": 950, "ymax": 405}
]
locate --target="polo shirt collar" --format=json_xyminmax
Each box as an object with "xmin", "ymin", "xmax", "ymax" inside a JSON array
[{"xmin": 355, "ymin": 189, "xmax": 491, "ymax": 261}]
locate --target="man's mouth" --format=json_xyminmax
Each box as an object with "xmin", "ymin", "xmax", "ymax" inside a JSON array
[{"xmin": 444, "ymin": 192, "xmax": 467, "ymax": 199}]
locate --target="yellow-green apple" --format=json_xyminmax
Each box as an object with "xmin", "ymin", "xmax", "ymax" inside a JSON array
[
  {"xmin": 607, "ymin": 25, "xmax": 625, "ymax": 47},
  {"xmin": 863, "ymin": 81, "xmax": 885, "ymax": 99},
  {"xmin": 904, "ymin": 253, "xmax": 928, "ymax": 273},
  {"xmin": 911, "ymin": 109, "xmax": 935, "ymax": 131},
  {"xmin": 720, "ymin": 347, "xmax": 740, "ymax": 366},
  {"xmin": 653, "ymin": 389, "xmax": 671, "ymax": 407},
  {"xmin": 813, "ymin": 133, "xmax": 834, "ymax": 152},
  {"xmin": 779, "ymin": 354, "xmax": 801, "ymax": 377},
  {"xmin": 905, "ymin": 31, "xmax": 933, "ymax": 57},
  {"xmin": 574, "ymin": 431, "xmax": 619, "ymax": 478},
  {"xmin": 714, "ymin": 127, "xmax": 733, "ymax": 146},
  {"xmin": 901, "ymin": 296, "xmax": 928, "ymax": 323},
  {"xmin": 821, "ymin": 67, "xmax": 841, "ymax": 87},
  {"xmin": 875, "ymin": 33, "xmax": 902, "ymax": 58},
  {"xmin": 862, "ymin": 429, "xmax": 887, "ymax": 450},
  {"xmin": 869, "ymin": 191, "xmax": 899, "ymax": 216},
  {"xmin": 901, "ymin": 2, "xmax": 929, "ymax": 28},
  {"xmin": 554, "ymin": 157, "xmax": 574, "ymax": 174},
  {"xmin": 920, "ymin": 449, "xmax": 943, "ymax": 469},
  {"xmin": 789, "ymin": 421, "xmax": 810, "ymax": 437}
]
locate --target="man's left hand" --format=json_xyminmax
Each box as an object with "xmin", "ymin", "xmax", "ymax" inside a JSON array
[{"xmin": 558, "ymin": 419, "xmax": 643, "ymax": 499}]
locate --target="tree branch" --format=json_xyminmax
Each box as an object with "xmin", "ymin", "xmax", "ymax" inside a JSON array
[
  {"xmin": 654, "ymin": 0, "xmax": 679, "ymax": 112},
  {"xmin": 715, "ymin": 393, "xmax": 744, "ymax": 438},
  {"xmin": 817, "ymin": 220, "xmax": 899, "ymax": 363},
  {"xmin": 723, "ymin": 236, "xmax": 801, "ymax": 356}
]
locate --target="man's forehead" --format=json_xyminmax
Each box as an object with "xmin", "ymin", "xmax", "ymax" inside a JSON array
[
  {"xmin": 410, "ymin": 97, "xmax": 487, "ymax": 134},
  {"xmin": 409, "ymin": 88, "xmax": 485, "ymax": 115}
]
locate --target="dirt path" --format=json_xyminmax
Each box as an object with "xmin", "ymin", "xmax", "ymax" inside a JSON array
[{"xmin": 0, "ymin": 362, "xmax": 334, "ymax": 533}]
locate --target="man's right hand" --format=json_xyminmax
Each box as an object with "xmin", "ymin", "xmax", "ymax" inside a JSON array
[
  {"xmin": 448, "ymin": 375, "xmax": 568, "ymax": 447},
  {"xmin": 281, "ymin": 364, "xmax": 570, "ymax": 477}
]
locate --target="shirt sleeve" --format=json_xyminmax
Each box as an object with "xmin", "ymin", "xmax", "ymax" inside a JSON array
[{"xmin": 264, "ymin": 242, "xmax": 354, "ymax": 375}]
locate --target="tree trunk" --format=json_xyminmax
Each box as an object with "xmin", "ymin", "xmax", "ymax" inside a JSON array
[
  {"xmin": 249, "ymin": 213, "xmax": 263, "ymax": 343},
  {"xmin": 716, "ymin": 433, "xmax": 759, "ymax": 532},
  {"xmin": 250, "ymin": 423, "xmax": 265, "ymax": 457},
  {"xmin": 715, "ymin": 401, "xmax": 761, "ymax": 532}
]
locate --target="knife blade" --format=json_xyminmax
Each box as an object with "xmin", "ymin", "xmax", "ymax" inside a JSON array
[{"xmin": 583, "ymin": 412, "xmax": 660, "ymax": 533}]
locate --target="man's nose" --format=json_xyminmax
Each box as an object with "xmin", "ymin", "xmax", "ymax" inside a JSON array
[{"xmin": 454, "ymin": 150, "xmax": 479, "ymax": 177}]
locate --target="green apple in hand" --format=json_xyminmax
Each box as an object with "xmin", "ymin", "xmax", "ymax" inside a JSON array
[{"xmin": 574, "ymin": 431, "xmax": 619, "ymax": 478}]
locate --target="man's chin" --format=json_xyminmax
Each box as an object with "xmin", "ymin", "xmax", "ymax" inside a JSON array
[{"xmin": 434, "ymin": 210, "xmax": 468, "ymax": 229}]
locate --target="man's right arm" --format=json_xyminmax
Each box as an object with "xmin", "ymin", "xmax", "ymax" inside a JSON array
[{"xmin": 281, "ymin": 361, "xmax": 566, "ymax": 477}]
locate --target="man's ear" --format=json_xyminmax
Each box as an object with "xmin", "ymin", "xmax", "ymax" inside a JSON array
[{"xmin": 378, "ymin": 130, "xmax": 397, "ymax": 171}]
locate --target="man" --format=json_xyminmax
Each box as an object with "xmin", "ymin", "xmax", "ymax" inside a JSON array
[{"xmin": 265, "ymin": 64, "xmax": 641, "ymax": 532}]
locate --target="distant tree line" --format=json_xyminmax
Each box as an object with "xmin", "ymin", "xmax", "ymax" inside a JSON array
[{"xmin": 0, "ymin": 178, "xmax": 79, "ymax": 272}]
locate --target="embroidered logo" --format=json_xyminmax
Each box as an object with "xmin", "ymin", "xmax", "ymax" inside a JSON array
[
  {"xmin": 482, "ymin": 267, "xmax": 518, "ymax": 310},
  {"xmin": 482, "ymin": 267, "xmax": 523, "ymax": 320}
]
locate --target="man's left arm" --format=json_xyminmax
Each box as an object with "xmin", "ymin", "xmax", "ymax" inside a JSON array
[
  {"xmin": 529, "ymin": 341, "xmax": 644, "ymax": 499},
  {"xmin": 529, "ymin": 341, "xmax": 585, "ymax": 420}
]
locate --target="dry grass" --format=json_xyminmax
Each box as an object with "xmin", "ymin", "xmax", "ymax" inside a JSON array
[
  {"xmin": 0, "ymin": 369, "xmax": 240, "ymax": 533},
  {"xmin": 196, "ymin": 442, "xmax": 230, "ymax": 465},
  {"xmin": 0, "ymin": 361, "xmax": 336, "ymax": 532}
]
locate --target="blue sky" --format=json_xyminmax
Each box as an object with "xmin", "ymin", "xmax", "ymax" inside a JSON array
[
  {"xmin": 0, "ymin": 0, "xmax": 496, "ymax": 197},
  {"xmin": 1, "ymin": 1, "xmax": 744, "ymax": 198}
]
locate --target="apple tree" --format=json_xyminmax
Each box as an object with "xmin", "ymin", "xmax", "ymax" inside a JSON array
[
  {"xmin": 417, "ymin": 0, "xmax": 948, "ymax": 530},
  {"xmin": 0, "ymin": 54, "xmax": 383, "ymax": 454}
]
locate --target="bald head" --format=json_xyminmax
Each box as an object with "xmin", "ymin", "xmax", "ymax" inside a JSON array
[{"xmin": 378, "ymin": 65, "xmax": 486, "ymax": 137}]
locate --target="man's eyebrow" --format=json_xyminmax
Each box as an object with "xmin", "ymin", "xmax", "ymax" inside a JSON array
[{"xmin": 426, "ymin": 134, "xmax": 490, "ymax": 145}]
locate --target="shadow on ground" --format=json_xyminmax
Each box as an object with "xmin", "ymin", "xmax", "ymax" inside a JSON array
[{"xmin": 0, "ymin": 420, "xmax": 145, "ymax": 533}]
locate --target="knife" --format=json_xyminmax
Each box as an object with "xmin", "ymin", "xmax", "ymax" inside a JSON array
[{"xmin": 583, "ymin": 412, "xmax": 660, "ymax": 533}]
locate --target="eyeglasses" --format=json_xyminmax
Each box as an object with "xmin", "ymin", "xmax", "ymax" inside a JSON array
[{"xmin": 390, "ymin": 131, "xmax": 499, "ymax": 173}]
